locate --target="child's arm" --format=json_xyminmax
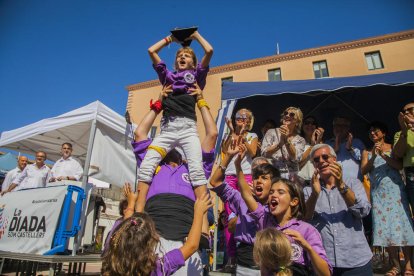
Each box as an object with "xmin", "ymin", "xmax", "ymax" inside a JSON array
[
  {"xmin": 122, "ymin": 182, "xmax": 138, "ymax": 219},
  {"xmin": 283, "ymin": 229, "xmax": 330, "ymax": 276},
  {"xmin": 190, "ymin": 31, "xmax": 213, "ymax": 68},
  {"xmin": 235, "ymin": 144, "xmax": 258, "ymax": 212},
  {"xmin": 188, "ymin": 83, "xmax": 218, "ymax": 152},
  {"xmin": 209, "ymin": 142, "xmax": 238, "ymax": 188},
  {"xmin": 133, "ymin": 87, "xmax": 171, "ymax": 142},
  {"xmin": 148, "ymin": 35, "xmax": 176, "ymax": 65},
  {"xmin": 180, "ymin": 193, "xmax": 213, "ymax": 260}
]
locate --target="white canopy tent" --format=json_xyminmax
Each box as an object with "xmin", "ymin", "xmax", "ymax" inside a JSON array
[{"xmin": 0, "ymin": 100, "xmax": 136, "ymax": 187}]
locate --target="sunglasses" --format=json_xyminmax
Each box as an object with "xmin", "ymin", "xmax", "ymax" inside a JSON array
[
  {"xmin": 402, "ymin": 106, "xmax": 414, "ymax": 114},
  {"xmin": 283, "ymin": 111, "xmax": 296, "ymax": 118},
  {"xmin": 36, "ymin": 155, "xmax": 46, "ymax": 159},
  {"xmin": 313, "ymin": 154, "xmax": 330, "ymax": 163},
  {"xmin": 304, "ymin": 120, "xmax": 316, "ymax": 126},
  {"xmin": 235, "ymin": 114, "xmax": 248, "ymax": 121}
]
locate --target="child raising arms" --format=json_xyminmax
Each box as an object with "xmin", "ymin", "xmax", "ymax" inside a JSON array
[
  {"xmin": 102, "ymin": 184, "xmax": 213, "ymax": 276},
  {"xmin": 136, "ymin": 30, "xmax": 213, "ymax": 213},
  {"xmin": 235, "ymin": 144, "xmax": 331, "ymax": 276}
]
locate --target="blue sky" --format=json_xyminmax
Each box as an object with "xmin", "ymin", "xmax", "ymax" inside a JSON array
[{"xmin": 1, "ymin": 0, "xmax": 413, "ymax": 134}]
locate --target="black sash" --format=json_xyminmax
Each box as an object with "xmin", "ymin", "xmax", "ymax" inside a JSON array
[
  {"xmin": 145, "ymin": 194, "xmax": 194, "ymax": 241},
  {"xmin": 236, "ymin": 242, "xmax": 259, "ymax": 269}
]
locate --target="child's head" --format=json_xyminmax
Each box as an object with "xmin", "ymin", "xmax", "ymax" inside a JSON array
[
  {"xmin": 235, "ymin": 108, "xmax": 254, "ymax": 131},
  {"xmin": 252, "ymin": 164, "xmax": 280, "ymax": 204},
  {"xmin": 102, "ymin": 212, "xmax": 160, "ymax": 276},
  {"xmin": 268, "ymin": 179, "xmax": 306, "ymax": 222},
  {"xmin": 175, "ymin": 47, "xmax": 197, "ymax": 71},
  {"xmin": 254, "ymin": 228, "xmax": 292, "ymax": 276}
]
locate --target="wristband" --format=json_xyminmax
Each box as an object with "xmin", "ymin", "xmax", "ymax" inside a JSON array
[
  {"xmin": 197, "ymin": 99, "xmax": 209, "ymax": 110},
  {"xmin": 164, "ymin": 36, "xmax": 172, "ymax": 44},
  {"xmin": 150, "ymin": 99, "xmax": 163, "ymax": 113},
  {"xmin": 219, "ymin": 164, "xmax": 227, "ymax": 171}
]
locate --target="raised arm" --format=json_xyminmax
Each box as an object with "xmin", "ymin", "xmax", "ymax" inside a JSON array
[
  {"xmin": 235, "ymin": 144, "xmax": 258, "ymax": 212},
  {"xmin": 148, "ymin": 35, "xmax": 176, "ymax": 65},
  {"xmin": 188, "ymin": 83, "xmax": 218, "ymax": 152},
  {"xmin": 190, "ymin": 31, "xmax": 213, "ymax": 68},
  {"xmin": 209, "ymin": 142, "xmax": 238, "ymax": 188},
  {"xmin": 180, "ymin": 193, "xmax": 213, "ymax": 260},
  {"xmin": 133, "ymin": 86, "xmax": 172, "ymax": 142}
]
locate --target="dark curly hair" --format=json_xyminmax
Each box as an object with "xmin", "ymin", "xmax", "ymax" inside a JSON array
[{"xmin": 102, "ymin": 212, "xmax": 160, "ymax": 276}]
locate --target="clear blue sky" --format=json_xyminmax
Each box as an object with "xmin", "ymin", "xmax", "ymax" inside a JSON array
[{"xmin": 1, "ymin": 0, "xmax": 413, "ymax": 134}]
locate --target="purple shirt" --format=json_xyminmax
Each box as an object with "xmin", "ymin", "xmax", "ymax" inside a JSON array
[
  {"xmin": 132, "ymin": 139, "xmax": 215, "ymax": 201},
  {"xmin": 249, "ymin": 205, "xmax": 331, "ymax": 271},
  {"xmin": 211, "ymin": 182, "xmax": 261, "ymax": 244},
  {"xmin": 153, "ymin": 61, "xmax": 209, "ymax": 93},
  {"xmin": 152, "ymin": 248, "xmax": 185, "ymax": 276}
]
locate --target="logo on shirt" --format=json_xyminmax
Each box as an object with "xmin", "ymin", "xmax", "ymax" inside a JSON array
[
  {"xmin": 181, "ymin": 173, "xmax": 191, "ymax": 184},
  {"xmin": 184, "ymin": 72, "xmax": 195, "ymax": 84},
  {"xmin": 290, "ymin": 243, "xmax": 303, "ymax": 261}
]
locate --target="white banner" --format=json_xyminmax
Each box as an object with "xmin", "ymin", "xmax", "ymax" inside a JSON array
[{"xmin": 0, "ymin": 186, "xmax": 67, "ymax": 254}]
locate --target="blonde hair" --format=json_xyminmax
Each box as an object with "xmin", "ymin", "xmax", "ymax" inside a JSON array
[
  {"xmin": 236, "ymin": 108, "xmax": 255, "ymax": 131},
  {"xmin": 280, "ymin": 107, "xmax": 303, "ymax": 134},
  {"xmin": 174, "ymin": 47, "xmax": 197, "ymax": 70},
  {"xmin": 254, "ymin": 228, "xmax": 293, "ymax": 276}
]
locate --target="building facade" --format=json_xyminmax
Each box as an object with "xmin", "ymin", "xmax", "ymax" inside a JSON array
[{"xmin": 126, "ymin": 29, "xmax": 414, "ymax": 139}]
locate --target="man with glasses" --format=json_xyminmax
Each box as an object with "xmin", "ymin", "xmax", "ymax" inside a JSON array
[
  {"xmin": 1, "ymin": 151, "xmax": 51, "ymax": 195},
  {"xmin": 327, "ymin": 116, "xmax": 365, "ymax": 180},
  {"xmin": 394, "ymin": 102, "xmax": 414, "ymax": 216},
  {"xmin": 49, "ymin": 142, "xmax": 83, "ymax": 182},
  {"xmin": 303, "ymin": 143, "xmax": 372, "ymax": 276}
]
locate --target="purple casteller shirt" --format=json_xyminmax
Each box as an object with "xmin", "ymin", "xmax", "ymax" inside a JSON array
[
  {"xmin": 211, "ymin": 182, "xmax": 262, "ymax": 244},
  {"xmin": 154, "ymin": 61, "xmax": 209, "ymax": 93},
  {"xmin": 152, "ymin": 249, "xmax": 185, "ymax": 276},
  {"xmin": 249, "ymin": 205, "xmax": 332, "ymax": 272},
  {"xmin": 132, "ymin": 139, "xmax": 215, "ymax": 201}
]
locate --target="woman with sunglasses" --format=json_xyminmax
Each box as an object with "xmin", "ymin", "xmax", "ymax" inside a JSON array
[
  {"xmin": 261, "ymin": 107, "xmax": 306, "ymax": 182},
  {"xmin": 221, "ymin": 108, "xmax": 258, "ymax": 271},
  {"xmin": 361, "ymin": 121, "xmax": 414, "ymax": 276},
  {"xmin": 298, "ymin": 116, "xmax": 325, "ymax": 186}
]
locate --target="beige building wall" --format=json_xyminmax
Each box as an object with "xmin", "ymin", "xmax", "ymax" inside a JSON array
[{"xmin": 126, "ymin": 30, "xmax": 414, "ymax": 138}]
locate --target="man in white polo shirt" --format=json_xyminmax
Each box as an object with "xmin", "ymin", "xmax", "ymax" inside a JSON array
[
  {"xmin": 1, "ymin": 151, "xmax": 51, "ymax": 195},
  {"xmin": 49, "ymin": 142, "xmax": 83, "ymax": 182},
  {"xmin": 1, "ymin": 155, "xmax": 28, "ymax": 192}
]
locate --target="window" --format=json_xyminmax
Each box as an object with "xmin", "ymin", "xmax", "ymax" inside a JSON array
[
  {"xmin": 365, "ymin": 51, "xmax": 384, "ymax": 70},
  {"xmin": 150, "ymin": 126, "xmax": 157, "ymax": 139},
  {"xmin": 313, "ymin": 60, "xmax": 329, "ymax": 79},
  {"xmin": 268, "ymin": 68, "xmax": 282, "ymax": 81},
  {"xmin": 221, "ymin": 77, "xmax": 233, "ymax": 84}
]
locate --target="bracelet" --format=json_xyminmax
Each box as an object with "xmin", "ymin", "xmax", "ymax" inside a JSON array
[
  {"xmin": 197, "ymin": 99, "xmax": 209, "ymax": 110},
  {"xmin": 150, "ymin": 99, "xmax": 163, "ymax": 113},
  {"xmin": 219, "ymin": 164, "xmax": 227, "ymax": 171},
  {"xmin": 164, "ymin": 36, "xmax": 172, "ymax": 44}
]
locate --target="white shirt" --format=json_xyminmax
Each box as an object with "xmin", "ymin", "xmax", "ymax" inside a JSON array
[
  {"xmin": 51, "ymin": 156, "xmax": 83, "ymax": 181},
  {"xmin": 2, "ymin": 167, "xmax": 23, "ymax": 192},
  {"xmin": 14, "ymin": 164, "xmax": 51, "ymax": 190},
  {"xmin": 225, "ymin": 132, "xmax": 258, "ymax": 175}
]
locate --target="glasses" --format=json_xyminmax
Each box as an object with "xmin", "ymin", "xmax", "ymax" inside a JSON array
[
  {"xmin": 313, "ymin": 154, "xmax": 331, "ymax": 163},
  {"xmin": 283, "ymin": 111, "xmax": 296, "ymax": 118},
  {"xmin": 235, "ymin": 114, "xmax": 248, "ymax": 121},
  {"xmin": 304, "ymin": 120, "xmax": 316, "ymax": 126},
  {"xmin": 36, "ymin": 155, "xmax": 46, "ymax": 159},
  {"xmin": 402, "ymin": 106, "xmax": 414, "ymax": 114},
  {"xmin": 62, "ymin": 147, "xmax": 72, "ymax": 150}
]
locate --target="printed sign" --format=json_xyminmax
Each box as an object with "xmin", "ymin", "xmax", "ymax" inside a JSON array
[{"xmin": 0, "ymin": 186, "xmax": 66, "ymax": 254}]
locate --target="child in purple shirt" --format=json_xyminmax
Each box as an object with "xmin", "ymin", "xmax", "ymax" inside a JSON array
[
  {"xmin": 101, "ymin": 186, "xmax": 212, "ymax": 276},
  {"xmin": 136, "ymin": 31, "xmax": 213, "ymax": 214},
  {"xmin": 210, "ymin": 145, "xmax": 280, "ymax": 275},
  {"xmin": 236, "ymin": 144, "xmax": 332, "ymax": 276}
]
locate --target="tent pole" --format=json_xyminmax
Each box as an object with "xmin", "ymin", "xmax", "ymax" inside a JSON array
[
  {"xmin": 72, "ymin": 118, "xmax": 97, "ymax": 256},
  {"xmin": 332, "ymin": 93, "xmax": 370, "ymax": 123}
]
